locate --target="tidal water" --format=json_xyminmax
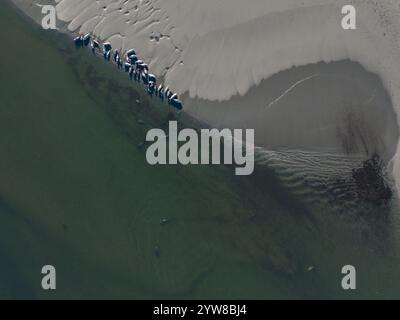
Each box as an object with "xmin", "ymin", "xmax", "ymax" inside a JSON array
[{"xmin": 1, "ymin": 0, "xmax": 400, "ymax": 299}]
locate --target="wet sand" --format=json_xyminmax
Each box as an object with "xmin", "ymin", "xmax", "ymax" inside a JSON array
[{"xmin": 184, "ymin": 61, "xmax": 399, "ymax": 163}]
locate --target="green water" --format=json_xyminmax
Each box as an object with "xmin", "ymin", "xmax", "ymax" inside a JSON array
[{"xmin": 1, "ymin": 1, "xmax": 400, "ymax": 299}]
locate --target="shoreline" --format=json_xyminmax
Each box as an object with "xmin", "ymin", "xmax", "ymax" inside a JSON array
[
  {"xmin": 44, "ymin": 0, "xmax": 400, "ymax": 195},
  {"xmin": 184, "ymin": 60, "xmax": 399, "ymax": 162},
  {"xmin": 9, "ymin": 0, "xmax": 400, "ymax": 193}
]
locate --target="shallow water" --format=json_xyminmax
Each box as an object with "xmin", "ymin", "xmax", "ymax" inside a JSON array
[
  {"xmin": 1, "ymin": 1, "xmax": 400, "ymax": 299},
  {"xmin": 185, "ymin": 60, "xmax": 399, "ymax": 163}
]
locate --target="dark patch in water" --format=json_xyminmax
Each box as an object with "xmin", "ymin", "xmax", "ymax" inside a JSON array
[
  {"xmin": 332, "ymin": 154, "xmax": 392, "ymax": 208},
  {"xmin": 351, "ymin": 153, "xmax": 393, "ymax": 206}
]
